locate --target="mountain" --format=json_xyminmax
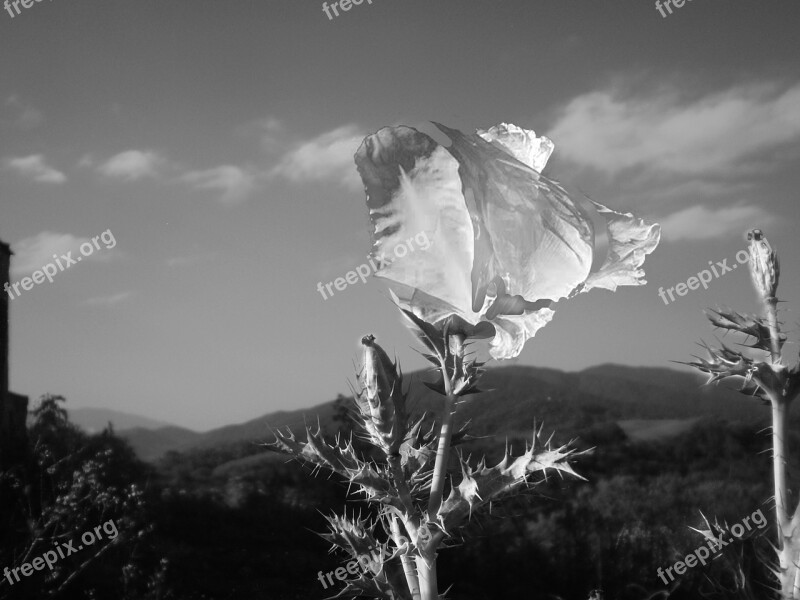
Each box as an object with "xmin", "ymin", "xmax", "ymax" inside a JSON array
[
  {"xmin": 120, "ymin": 426, "xmax": 203, "ymax": 461},
  {"xmin": 67, "ymin": 407, "xmax": 177, "ymax": 433},
  {"xmin": 126, "ymin": 364, "xmax": 772, "ymax": 462}
]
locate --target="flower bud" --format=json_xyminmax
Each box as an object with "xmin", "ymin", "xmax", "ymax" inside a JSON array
[
  {"xmin": 747, "ymin": 229, "xmax": 779, "ymax": 301},
  {"xmin": 358, "ymin": 335, "xmax": 407, "ymax": 454}
]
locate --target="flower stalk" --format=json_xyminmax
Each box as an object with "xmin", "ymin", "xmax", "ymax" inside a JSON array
[
  {"xmin": 426, "ymin": 333, "xmax": 462, "ymax": 520},
  {"xmin": 685, "ymin": 229, "xmax": 800, "ymax": 599},
  {"xmin": 266, "ymin": 317, "xmax": 584, "ymax": 600}
]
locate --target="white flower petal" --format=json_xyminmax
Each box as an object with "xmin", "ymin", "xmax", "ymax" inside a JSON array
[
  {"xmin": 581, "ymin": 201, "xmax": 661, "ymax": 293},
  {"xmin": 355, "ymin": 126, "xmax": 476, "ymax": 319},
  {"xmin": 437, "ymin": 123, "xmax": 595, "ymax": 306},
  {"xmin": 488, "ymin": 308, "xmax": 556, "ymax": 360},
  {"xmin": 477, "ymin": 123, "xmax": 554, "ymax": 173}
]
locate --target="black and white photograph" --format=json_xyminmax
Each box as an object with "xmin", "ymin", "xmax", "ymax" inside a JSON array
[{"xmin": 2, "ymin": 1, "xmax": 800, "ymax": 598}]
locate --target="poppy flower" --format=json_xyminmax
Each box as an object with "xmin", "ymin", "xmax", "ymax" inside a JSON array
[{"xmin": 354, "ymin": 122, "xmax": 660, "ymax": 359}]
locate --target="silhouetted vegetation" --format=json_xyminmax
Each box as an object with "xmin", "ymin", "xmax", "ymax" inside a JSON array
[{"xmin": 0, "ymin": 383, "xmax": 787, "ymax": 599}]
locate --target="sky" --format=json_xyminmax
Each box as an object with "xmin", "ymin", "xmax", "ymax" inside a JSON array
[{"xmin": 1, "ymin": 0, "xmax": 799, "ymax": 431}]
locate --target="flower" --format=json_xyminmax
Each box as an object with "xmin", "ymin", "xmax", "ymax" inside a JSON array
[{"xmin": 354, "ymin": 122, "xmax": 660, "ymax": 359}]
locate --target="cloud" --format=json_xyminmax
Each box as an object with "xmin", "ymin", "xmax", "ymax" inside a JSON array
[
  {"xmin": 10, "ymin": 232, "xmax": 90, "ymax": 275},
  {"xmin": 5, "ymin": 154, "xmax": 66, "ymax": 183},
  {"xmin": 548, "ymin": 82, "xmax": 800, "ymax": 177},
  {"xmin": 98, "ymin": 150, "xmax": 163, "ymax": 181},
  {"xmin": 658, "ymin": 204, "xmax": 776, "ymax": 242},
  {"xmin": 77, "ymin": 154, "xmax": 95, "ymax": 168},
  {"xmin": 235, "ymin": 116, "xmax": 285, "ymax": 153},
  {"xmin": 180, "ymin": 165, "xmax": 256, "ymax": 205},
  {"xmin": 10, "ymin": 231, "xmax": 119, "ymax": 276},
  {"xmin": 82, "ymin": 291, "xmax": 132, "ymax": 306},
  {"xmin": 255, "ymin": 117, "xmax": 285, "ymax": 153},
  {"xmin": 2, "ymin": 96, "xmax": 43, "ymax": 129},
  {"xmin": 271, "ymin": 124, "xmax": 364, "ymax": 189}
]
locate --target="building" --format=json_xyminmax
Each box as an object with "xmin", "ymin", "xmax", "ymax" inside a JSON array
[{"xmin": 0, "ymin": 239, "xmax": 28, "ymax": 469}]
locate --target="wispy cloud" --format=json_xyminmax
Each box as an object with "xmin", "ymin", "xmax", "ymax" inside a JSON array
[
  {"xmin": 10, "ymin": 231, "xmax": 119, "ymax": 276},
  {"xmin": 658, "ymin": 203, "xmax": 776, "ymax": 242},
  {"xmin": 76, "ymin": 154, "xmax": 95, "ymax": 168},
  {"xmin": 180, "ymin": 165, "xmax": 256, "ymax": 205},
  {"xmin": 5, "ymin": 154, "xmax": 66, "ymax": 184},
  {"xmin": 10, "ymin": 232, "xmax": 89, "ymax": 275},
  {"xmin": 270, "ymin": 124, "xmax": 364, "ymax": 189},
  {"xmin": 82, "ymin": 291, "xmax": 132, "ymax": 306},
  {"xmin": 256, "ymin": 117, "xmax": 285, "ymax": 153},
  {"xmin": 235, "ymin": 116, "xmax": 285, "ymax": 153},
  {"xmin": 98, "ymin": 150, "xmax": 163, "ymax": 181},
  {"xmin": 2, "ymin": 95, "xmax": 43, "ymax": 129},
  {"xmin": 548, "ymin": 81, "xmax": 800, "ymax": 177}
]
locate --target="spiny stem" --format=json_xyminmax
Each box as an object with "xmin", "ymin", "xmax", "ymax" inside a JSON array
[
  {"xmin": 387, "ymin": 453, "xmax": 420, "ymax": 540},
  {"xmin": 766, "ymin": 297, "xmax": 782, "ymax": 364},
  {"xmin": 415, "ymin": 552, "xmax": 438, "ymax": 600},
  {"xmin": 418, "ymin": 334, "xmax": 464, "ymax": 600},
  {"xmin": 390, "ymin": 516, "xmax": 421, "ymax": 600},
  {"xmin": 427, "ymin": 393, "xmax": 455, "ymax": 520},
  {"xmin": 761, "ymin": 294, "xmax": 800, "ymax": 598},
  {"xmin": 773, "ymin": 398, "xmax": 789, "ymax": 533},
  {"xmin": 427, "ymin": 334, "xmax": 463, "ymax": 519}
]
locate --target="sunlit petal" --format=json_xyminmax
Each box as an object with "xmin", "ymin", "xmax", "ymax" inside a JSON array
[
  {"xmin": 436, "ymin": 123, "xmax": 595, "ymax": 308},
  {"xmin": 477, "ymin": 122, "xmax": 554, "ymax": 173},
  {"xmin": 580, "ymin": 201, "xmax": 662, "ymax": 293},
  {"xmin": 355, "ymin": 126, "xmax": 476, "ymax": 320},
  {"xmin": 489, "ymin": 308, "xmax": 556, "ymax": 360}
]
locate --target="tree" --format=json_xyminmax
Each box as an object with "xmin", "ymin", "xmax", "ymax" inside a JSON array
[{"xmin": 0, "ymin": 394, "xmax": 167, "ymax": 600}]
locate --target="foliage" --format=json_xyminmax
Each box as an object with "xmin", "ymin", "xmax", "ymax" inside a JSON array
[{"xmin": 0, "ymin": 394, "xmax": 166, "ymax": 600}]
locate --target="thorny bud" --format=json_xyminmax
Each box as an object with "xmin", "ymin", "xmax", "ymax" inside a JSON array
[
  {"xmin": 357, "ymin": 335, "xmax": 407, "ymax": 455},
  {"xmin": 747, "ymin": 229, "xmax": 780, "ymax": 302}
]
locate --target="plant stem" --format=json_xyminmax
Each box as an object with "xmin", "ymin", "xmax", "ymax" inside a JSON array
[
  {"xmin": 390, "ymin": 516, "xmax": 421, "ymax": 600},
  {"xmin": 427, "ymin": 392, "xmax": 455, "ymax": 520},
  {"xmin": 427, "ymin": 334, "xmax": 462, "ymax": 518},
  {"xmin": 762, "ymin": 294, "xmax": 800, "ymax": 598},
  {"xmin": 773, "ymin": 398, "xmax": 789, "ymax": 533},
  {"xmin": 388, "ymin": 454, "xmax": 417, "ymax": 522},
  {"xmin": 766, "ymin": 297, "xmax": 782, "ymax": 364},
  {"xmin": 387, "ymin": 451, "xmax": 423, "ymax": 600},
  {"xmin": 415, "ymin": 552, "xmax": 437, "ymax": 600},
  {"xmin": 772, "ymin": 397, "xmax": 800, "ymax": 599},
  {"xmin": 418, "ymin": 334, "xmax": 463, "ymax": 600}
]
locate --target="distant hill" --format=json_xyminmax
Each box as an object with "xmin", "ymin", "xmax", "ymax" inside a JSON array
[
  {"xmin": 127, "ymin": 364, "xmax": 772, "ymax": 462},
  {"xmin": 67, "ymin": 407, "xmax": 177, "ymax": 433},
  {"xmin": 186, "ymin": 400, "xmax": 339, "ymax": 451},
  {"xmin": 120, "ymin": 426, "xmax": 203, "ymax": 461}
]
